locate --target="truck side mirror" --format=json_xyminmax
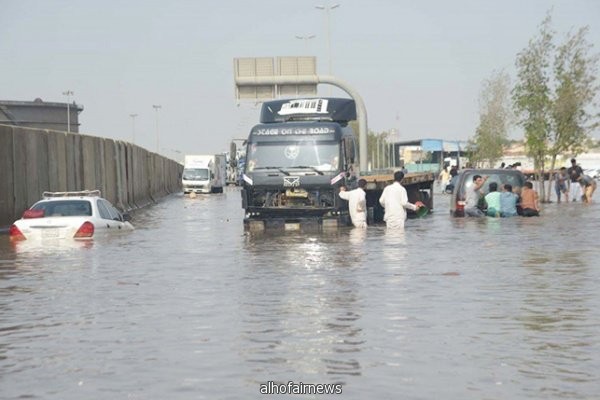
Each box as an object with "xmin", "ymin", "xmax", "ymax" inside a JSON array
[{"xmin": 345, "ymin": 138, "xmax": 356, "ymax": 164}]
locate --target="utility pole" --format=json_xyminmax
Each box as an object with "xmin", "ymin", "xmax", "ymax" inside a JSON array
[
  {"xmin": 152, "ymin": 105, "xmax": 162, "ymax": 153},
  {"xmin": 129, "ymin": 114, "xmax": 138, "ymax": 144},
  {"xmin": 315, "ymin": 3, "xmax": 340, "ymax": 95},
  {"xmin": 62, "ymin": 90, "xmax": 74, "ymax": 133}
]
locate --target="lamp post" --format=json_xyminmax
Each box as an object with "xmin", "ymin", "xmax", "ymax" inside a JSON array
[
  {"xmin": 129, "ymin": 113, "xmax": 138, "ymax": 144},
  {"xmin": 295, "ymin": 34, "xmax": 316, "ymax": 51},
  {"xmin": 152, "ymin": 105, "xmax": 161, "ymax": 153},
  {"xmin": 62, "ymin": 90, "xmax": 74, "ymax": 133},
  {"xmin": 315, "ymin": 3, "xmax": 340, "ymax": 80}
]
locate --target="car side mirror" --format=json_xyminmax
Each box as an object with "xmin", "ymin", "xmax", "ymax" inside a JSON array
[{"xmin": 122, "ymin": 213, "xmax": 132, "ymax": 222}]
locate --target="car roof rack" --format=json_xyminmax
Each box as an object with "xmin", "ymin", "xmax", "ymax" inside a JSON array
[{"xmin": 42, "ymin": 190, "xmax": 102, "ymax": 198}]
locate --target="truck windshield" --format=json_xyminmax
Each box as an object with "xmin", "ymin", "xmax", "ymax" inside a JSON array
[
  {"xmin": 246, "ymin": 141, "xmax": 340, "ymax": 173},
  {"xmin": 183, "ymin": 168, "xmax": 209, "ymax": 180}
]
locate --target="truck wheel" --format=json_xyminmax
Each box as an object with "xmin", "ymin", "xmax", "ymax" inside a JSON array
[{"xmin": 420, "ymin": 191, "xmax": 431, "ymax": 208}]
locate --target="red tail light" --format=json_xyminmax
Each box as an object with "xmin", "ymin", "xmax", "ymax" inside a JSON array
[
  {"xmin": 23, "ymin": 209, "xmax": 45, "ymax": 219},
  {"xmin": 74, "ymin": 221, "xmax": 94, "ymax": 238},
  {"xmin": 9, "ymin": 224, "xmax": 26, "ymax": 240}
]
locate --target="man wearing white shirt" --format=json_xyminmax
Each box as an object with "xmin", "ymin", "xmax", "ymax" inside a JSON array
[
  {"xmin": 339, "ymin": 179, "xmax": 368, "ymax": 228},
  {"xmin": 379, "ymin": 171, "xmax": 424, "ymax": 229}
]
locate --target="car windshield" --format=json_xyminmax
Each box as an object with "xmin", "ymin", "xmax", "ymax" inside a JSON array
[
  {"xmin": 32, "ymin": 200, "xmax": 92, "ymax": 217},
  {"xmin": 246, "ymin": 141, "xmax": 340, "ymax": 173},
  {"xmin": 183, "ymin": 168, "xmax": 209, "ymax": 180}
]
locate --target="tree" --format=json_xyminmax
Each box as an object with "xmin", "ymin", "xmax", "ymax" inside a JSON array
[
  {"xmin": 470, "ymin": 70, "xmax": 513, "ymax": 167},
  {"xmin": 545, "ymin": 26, "xmax": 600, "ymax": 200},
  {"xmin": 367, "ymin": 130, "xmax": 394, "ymax": 170},
  {"xmin": 513, "ymin": 14, "xmax": 554, "ymax": 201},
  {"xmin": 348, "ymin": 121, "xmax": 395, "ymax": 170}
]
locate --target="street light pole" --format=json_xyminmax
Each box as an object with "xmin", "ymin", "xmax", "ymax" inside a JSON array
[
  {"xmin": 315, "ymin": 3, "xmax": 340, "ymax": 92},
  {"xmin": 62, "ymin": 90, "xmax": 74, "ymax": 133},
  {"xmin": 129, "ymin": 113, "xmax": 138, "ymax": 144},
  {"xmin": 295, "ymin": 34, "xmax": 316, "ymax": 51},
  {"xmin": 152, "ymin": 105, "xmax": 161, "ymax": 154}
]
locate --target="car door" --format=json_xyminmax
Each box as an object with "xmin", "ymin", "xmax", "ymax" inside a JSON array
[
  {"xmin": 96, "ymin": 199, "xmax": 121, "ymax": 231},
  {"xmin": 104, "ymin": 201, "xmax": 130, "ymax": 231}
]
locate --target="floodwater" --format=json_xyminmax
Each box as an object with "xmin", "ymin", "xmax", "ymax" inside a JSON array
[{"xmin": 1, "ymin": 186, "xmax": 599, "ymax": 400}]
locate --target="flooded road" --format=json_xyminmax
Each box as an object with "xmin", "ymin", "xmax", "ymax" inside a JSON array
[{"xmin": 1, "ymin": 186, "xmax": 599, "ymax": 399}]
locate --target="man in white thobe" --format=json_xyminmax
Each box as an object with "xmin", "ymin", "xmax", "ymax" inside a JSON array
[
  {"xmin": 338, "ymin": 179, "xmax": 368, "ymax": 228},
  {"xmin": 379, "ymin": 171, "xmax": 424, "ymax": 230}
]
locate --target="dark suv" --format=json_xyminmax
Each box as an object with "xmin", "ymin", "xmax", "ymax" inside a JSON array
[{"xmin": 450, "ymin": 168, "xmax": 526, "ymax": 217}]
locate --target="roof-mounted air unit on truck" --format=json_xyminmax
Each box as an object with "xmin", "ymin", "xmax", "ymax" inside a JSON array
[
  {"xmin": 241, "ymin": 98, "xmax": 359, "ymax": 230},
  {"xmin": 259, "ymin": 98, "xmax": 357, "ymax": 124}
]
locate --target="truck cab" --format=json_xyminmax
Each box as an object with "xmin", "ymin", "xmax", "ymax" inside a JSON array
[
  {"xmin": 241, "ymin": 98, "xmax": 358, "ymax": 230},
  {"xmin": 182, "ymin": 155, "xmax": 214, "ymax": 194}
]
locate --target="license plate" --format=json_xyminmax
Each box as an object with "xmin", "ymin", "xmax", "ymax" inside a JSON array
[
  {"xmin": 42, "ymin": 228, "xmax": 60, "ymax": 238},
  {"xmin": 284, "ymin": 223, "xmax": 300, "ymax": 231}
]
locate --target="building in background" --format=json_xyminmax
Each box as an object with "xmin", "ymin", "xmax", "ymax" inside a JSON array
[
  {"xmin": 0, "ymin": 98, "xmax": 83, "ymax": 133},
  {"xmin": 392, "ymin": 139, "xmax": 469, "ymax": 173}
]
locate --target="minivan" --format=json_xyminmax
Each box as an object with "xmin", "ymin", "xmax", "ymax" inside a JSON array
[{"xmin": 450, "ymin": 168, "xmax": 526, "ymax": 217}]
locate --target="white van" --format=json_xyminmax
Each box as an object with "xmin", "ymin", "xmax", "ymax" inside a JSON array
[{"xmin": 182, "ymin": 155, "xmax": 225, "ymax": 194}]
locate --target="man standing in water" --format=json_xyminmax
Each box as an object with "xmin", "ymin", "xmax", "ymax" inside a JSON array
[
  {"xmin": 339, "ymin": 179, "xmax": 368, "ymax": 228},
  {"xmin": 568, "ymin": 158, "xmax": 584, "ymax": 202},
  {"xmin": 379, "ymin": 171, "xmax": 424, "ymax": 230}
]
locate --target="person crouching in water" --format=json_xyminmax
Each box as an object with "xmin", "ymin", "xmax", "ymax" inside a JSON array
[
  {"xmin": 578, "ymin": 174, "xmax": 597, "ymax": 204},
  {"xmin": 338, "ymin": 179, "xmax": 368, "ymax": 228},
  {"xmin": 379, "ymin": 171, "xmax": 425, "ymax": 230},
  {"xmin": 484, "ymin": 182, "xmax": 501, "ymax": 217},
  {"xmin": 520, "ymin": 181, "xmax": 540, "ymax": 216},
  {"xmin": 465, "ymin": 174, "xmax": 488, "ymax": 217},
  {"xmin": 500, "ymin": 184, "xmax": 519, "ymax": 217}
]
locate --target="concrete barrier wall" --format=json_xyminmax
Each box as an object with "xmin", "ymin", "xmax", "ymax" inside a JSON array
[{"xmin": 0, "ymin": 124, "xmax": 182, "ymax": 227}]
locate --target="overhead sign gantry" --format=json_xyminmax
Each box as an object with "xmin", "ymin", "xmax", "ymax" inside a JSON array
[{"xmin": 233, "ymin": 56, "xmax": 369, "ymax": 172}]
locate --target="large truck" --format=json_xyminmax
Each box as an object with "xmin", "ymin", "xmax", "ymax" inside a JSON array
[
  {"xmin": 240, "ymin": 98, "xmax": 434, "ymax": 230},
  {"xmin": 182, "ymin": 154, "xmax": 226, "ymax": 194}
]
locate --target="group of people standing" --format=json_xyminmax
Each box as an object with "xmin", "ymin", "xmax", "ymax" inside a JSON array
[
  {"xmin": 339, "ymin": 171, "xmax": 424, "ymax": 230},
  {"xmin": 555, "ymin": 158, "xmax": 596, "ymax": 204},
  {"xmin": 438, "ymin": 165, "xmax": 459, "ymax": 192}
]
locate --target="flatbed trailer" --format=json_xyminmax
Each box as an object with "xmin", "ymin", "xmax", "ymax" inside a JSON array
[{"xmin": 362, "ymin": 171, "xmax": 435, "ymax": 222}]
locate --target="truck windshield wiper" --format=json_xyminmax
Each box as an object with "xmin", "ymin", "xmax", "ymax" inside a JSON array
[
  {"xmin": 288, "ymin": 166, "xmax": 324, "ymax": 175},
  {"xmin": 254, "ymin": 166, "xmax": 290, "ymax": 175}
]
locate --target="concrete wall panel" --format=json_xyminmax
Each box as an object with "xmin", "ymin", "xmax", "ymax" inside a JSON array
[
  {"xmin": 0, "ymin": 126, "xmax": 15, "ymax": 226},
  {"xmin": 103, "ymin": 140, "xmax": 116, "ymax": 205},
  {"xmin": 24, "ymin": 129, "xmax": 47, "ymax": 208},
  {"xmin": 65, "ymin": 133, "xmax": 84, "ymax": 191},
  {"xmin": 81, "ymin": 135, "xmax": 97, "ymax": 191},
  {"xmin": 11, "ymin": 127, "xmax": 29, "ymax": 216},
  {"xmin": 46, "ymin": 130, "xmax": 68, "ymax": 192},
  {"xmin": 36, "ymin": 131, "xmax": 50, "ymax": 198},
  {"xmin": 55, "ymin": 132, "xmax": 68, "ymax": 191}
]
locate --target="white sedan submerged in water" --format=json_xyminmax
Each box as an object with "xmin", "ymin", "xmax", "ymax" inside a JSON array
[{"xmin": 9, "ymin": 190, "xmax": 134, "ymax": 242}]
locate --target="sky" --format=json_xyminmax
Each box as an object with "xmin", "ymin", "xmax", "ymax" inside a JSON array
[{"xmin": 1, "ymin": 0, "xmax": 599, "ymax": 159}]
